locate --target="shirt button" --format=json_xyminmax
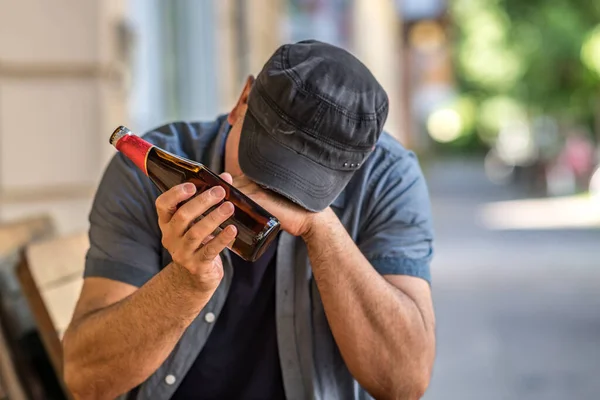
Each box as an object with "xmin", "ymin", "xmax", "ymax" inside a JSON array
[
  {"xmin": 204, "ymin": 312, "xmax": 216, "ymax": 323},
  {"xmin": 165, "ymin": 374, "xmax": 176, "ymax": 385}
]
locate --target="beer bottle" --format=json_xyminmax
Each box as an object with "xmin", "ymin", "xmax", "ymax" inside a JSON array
[{"xmin": 110, "ymin": 126, "xmax": 280, "ymax": 262}]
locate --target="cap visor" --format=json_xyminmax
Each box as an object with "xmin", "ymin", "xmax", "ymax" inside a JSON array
[{"xmin": 239, "ymin": 111, "xmax": 351, "ymax": 212}]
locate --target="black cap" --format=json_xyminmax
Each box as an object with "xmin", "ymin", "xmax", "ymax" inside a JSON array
[{"xmin": 239, "ymin": 40, "xmax": 388, "ymax": 212}]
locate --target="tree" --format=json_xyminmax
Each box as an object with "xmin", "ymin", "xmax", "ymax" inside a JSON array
[{"xmin": 450, "ymin": 0, "xmax": 600, "ymax": 144}]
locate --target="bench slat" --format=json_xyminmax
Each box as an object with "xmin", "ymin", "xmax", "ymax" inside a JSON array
[
  {"xmin": 17, "ymin": 232, "xmax": 88, "ymax": 400},
  {"xmin": 0, "ymin": 216, "xmax": 54, "ymax": 260},
  {"xmin": 40, "ymin": 278, "xmax": 83, "ymax": 339},
  {"xmin": 25, "ymin": 233, "xmax": 88, "ymax": 289}
]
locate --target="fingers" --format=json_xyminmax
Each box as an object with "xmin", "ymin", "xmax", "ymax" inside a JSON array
[
  {"xmin": 180, "ymin": 202, "xmax": 235, "ymax": 253},
  {"xmin": 156, "ymin": 173, "xmax": 230, "ymax": 227},
  {"xmin": 219, "ymin": 172, "xmax": 233, "ymax": 185},
  {"xmin": 156, "ymin": 183, "xmax": 197, "ymax": 225},
  {"xmin": 169, "ymin": 186, "xmax": 227, "ymax": 237},
  {"xmin": 232, "ymin": 174, "xmax": 253, "ymax": 189},
  {"xmin": 156, "ymin": 176, "xmax": 239, "ymax": 289},
  {"xmin": 196, "ymin": 225, "xmax": 238, "ymax": 262}
]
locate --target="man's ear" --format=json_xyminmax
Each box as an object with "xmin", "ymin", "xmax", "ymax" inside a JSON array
[{"xmin": 228, "ymin": 75, "xmax": 255, "ymax": 125}]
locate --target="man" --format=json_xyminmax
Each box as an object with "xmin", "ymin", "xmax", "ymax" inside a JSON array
[{"xmin": 63, "ymin": 40, "xmax": 435, "ymax": 400}]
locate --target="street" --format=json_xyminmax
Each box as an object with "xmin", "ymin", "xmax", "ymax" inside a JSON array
[{"xmin": 424, "ymin": 159, "xmax": 600, "ymax": 400}]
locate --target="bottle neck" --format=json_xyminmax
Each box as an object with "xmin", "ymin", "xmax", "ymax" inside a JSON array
[{"xmin": 115, "ymin": 135, "xmax": 153, "ymax": 175}]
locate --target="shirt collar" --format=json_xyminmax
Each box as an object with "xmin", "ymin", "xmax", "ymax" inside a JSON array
[
  {"xmin": 207, "ymin": 115, "xmax": 231, "ymax": 173},
  {"xmin": 330, "ymin": 190, "xmax": 346, "ymax": 209}
]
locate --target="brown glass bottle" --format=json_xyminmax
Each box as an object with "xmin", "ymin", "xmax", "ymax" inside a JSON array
[{"xmin": 109, "ymin": 126, "xmax": 280, "ymax": 262}]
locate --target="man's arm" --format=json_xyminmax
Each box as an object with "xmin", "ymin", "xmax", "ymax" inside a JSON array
[
  {"xmin": 233, "ymin": 151, "xmax": 435, "ymax": 399},
  {"xmin": 303, "ymin": 208, "xmax": 435, "ymax": 400},
  {"xmin": 63, "ymin": 176, "xmax": 238, "ymax": 399},
  {"xmin": 231, "ymin": 181, "xmax": 435, "ymax": 399},
  {"xmin": 63, "ymin": 264, "xmax": 215, "ymax": 399}
]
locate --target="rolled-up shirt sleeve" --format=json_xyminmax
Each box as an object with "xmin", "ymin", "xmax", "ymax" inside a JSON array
[
  {"xmin": 358, "ymin": 151, "xmax": 434, "ymax": 284},
  {"xmin": 85, "ymin": 151, "xmax": 162, "ymax": 287}
]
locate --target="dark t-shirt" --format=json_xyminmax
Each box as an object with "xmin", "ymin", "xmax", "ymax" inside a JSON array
[{"xmin": 170, "ymin": 236, "xmax": 286, "ymax": 400}]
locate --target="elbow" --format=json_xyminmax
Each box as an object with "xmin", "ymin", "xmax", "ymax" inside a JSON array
[
  {"xmin": 63, "ymin": 343, "xmax": 105, "ymax": 400},
  {"xmin": 415, "ymin": 370, "xmax": 433, "ymax": 398},
  {"xmin": 364, "ymin": 366, "xmax": 432, "ymax": 400},
  {"xmin": 64, "ymin": 361, "xmax": 128, "ymax": 400},
  {"xmin": 375, "ymin": 370, "xmax": 430, "ymax": 400},
  {"xmin": 62, "ymin": 337, "xmax": 86, "ymax": 399},
  {"xmin": 63, "ymin": 354, "xmax": 118, "ymax": 400},
  {"xmin": 377, "ymin": 350, "xmax": 434, "ymax": 400},
  {"xmin": 393, "ymin": 358, "xmax": 434, "ymax": 400},
  {"xmin": 63, "ymin": 337, "xmax": 81, "ymax": 398},
  {"xmin": 63, "ymin": 358, "xmax": 99, "ymax": 400},
  {"xmin": 63, "ymin": 361, "xmax": 90, "ymax": 400},
  {"xmin": 394, "ymin": 370, "xmax": 432, "ymax": 400},
  {"xmin": 63, "ymin": 363, "xmax": 113, "ymax": 400}
]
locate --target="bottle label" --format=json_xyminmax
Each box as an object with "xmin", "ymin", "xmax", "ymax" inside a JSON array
[{"xmin": 116, "ymin": 135, "xmax": 153, "ymax": 175}]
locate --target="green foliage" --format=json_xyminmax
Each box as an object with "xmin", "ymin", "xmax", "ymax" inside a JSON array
[
  {"xmin": 450, "ymin": 0, "xmax": 600, "ymax": 143},
  {"xmin": 582, "ymin": 26, "xmax": 600, "ymax": 78}
]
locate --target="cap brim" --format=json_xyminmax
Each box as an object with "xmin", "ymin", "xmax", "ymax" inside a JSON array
[{"xmin": 239, "ymin": 111, "xmax": 352, "ymax": 212}]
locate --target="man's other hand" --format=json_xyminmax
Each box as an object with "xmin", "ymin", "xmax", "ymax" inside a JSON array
[{"xmin": 232, "ymin": 175, "xmax": 317, "ymax": 237}]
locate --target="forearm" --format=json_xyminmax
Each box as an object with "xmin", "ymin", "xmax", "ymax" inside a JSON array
[
  {"xmin": 304, "ymin": 209, "xmax": 435, "ymax": 399},
  {"xmin": 63, "ymin": 262, "xmax": 213, "ymax": 399}
]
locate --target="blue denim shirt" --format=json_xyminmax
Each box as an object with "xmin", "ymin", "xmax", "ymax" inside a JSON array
[{"xmin": 85, "ymin": 115, "xmax": 434, "ymax": 400}]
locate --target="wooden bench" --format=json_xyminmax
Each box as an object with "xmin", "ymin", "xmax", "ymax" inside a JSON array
[
  {"xmin": 0, "ymin": 325, "xmax": 26, "ymax": 400},
  {"xmin": 0, "ymin": 216, "xmax": 55, "ymax": 261},
  {"xmin": 17, "ymin": 232, "xmax": 88, "ymax": 397},
  {"xmin": 0, "ymin": 215, "xmax": 55, "ymax": 400}
]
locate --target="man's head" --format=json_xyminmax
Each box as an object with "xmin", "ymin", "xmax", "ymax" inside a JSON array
[{"xmin": 226, "ymin": 40, "xmax": 388, "ymax": 212}]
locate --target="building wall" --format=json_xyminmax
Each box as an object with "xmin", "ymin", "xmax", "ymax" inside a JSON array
[
  {"xmin": 0, "ymin": 0, "xmax": 406, "ymax": 234},
  {"xmin": 353, "ymin": 0, "xmax": 405, "ymax": 144},
  {"xmin": 0, "ymin": 0, "xmax": 128, "ymax": 234}
]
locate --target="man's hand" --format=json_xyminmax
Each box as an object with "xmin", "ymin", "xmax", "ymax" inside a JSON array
[
  {"xmin": 232, "ymin": 175, "xmax": 317, "ymax": 237},
  {"xmin": 156, "ymin": 172, "xmax": 238, "ymax": 292}
]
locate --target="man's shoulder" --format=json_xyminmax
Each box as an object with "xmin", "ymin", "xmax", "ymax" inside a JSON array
[
  {"xmin": 141, "ymin": 115, "xmax": 227, "ymax": 161},
  {"xmin": 362, "ymin": 132, "xmax": 421, "ymax": 180},
  {"xmin": 373, "ymin": 132, "xmax": 412, "ymax": 161},
  {"xmin": 337, "ymin": 132, "xmax": 423, "ymax": 211}
]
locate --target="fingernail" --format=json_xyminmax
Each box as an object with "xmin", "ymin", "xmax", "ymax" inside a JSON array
[
  {"xmin": 183, "ymin": 183, "xmax": 196, "ymax": 194},
  {"xmin": 211, "ymin": 186, "xmax": 226, "ymax": 198},
  {"xmin": 225, "ymin": 225, "xmax": 237, "ymax": 235},
  {"xmin": 219, "ymin": 202, "xmax": 234, "ymax": 215}
]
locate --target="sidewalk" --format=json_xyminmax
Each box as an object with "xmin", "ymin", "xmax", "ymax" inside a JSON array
[{"xmin": 423, "ymin": 158, "xmax": 600, "ymax": 400}]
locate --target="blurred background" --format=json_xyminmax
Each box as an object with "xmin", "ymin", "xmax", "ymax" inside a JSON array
[{"xmin": 0, "ymin": 0, "xmax": 599, "ymax": 399}]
